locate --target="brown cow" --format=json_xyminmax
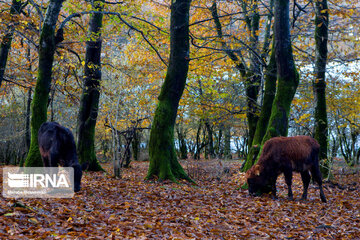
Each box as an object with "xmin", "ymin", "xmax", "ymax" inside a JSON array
[{"xmin": 246, "ymin": 136, "xmax": 327, "ymax": 202}]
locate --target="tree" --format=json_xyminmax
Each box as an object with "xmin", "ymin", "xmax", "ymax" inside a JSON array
[
  {"xmin": 24, "ymin": 0, "xmax": 65, "ymax": 167},
  {"xmin": 146, "ymin": 0, "xmax": 193, "ymax": 182},
  {"xmin": 210, "ymin": 0, "xmax": 273, "ymax": 148},
  {"xmin": 0, "ymin": 0, "xmax": 25, "ymax": 88},
  {"xmin": 260, "ymin": 0, "xmax": 299, "ymax": 142},
  {"xmin": 313, "ymin": 0, "xmax": 329, "ymax": 177},
  {"xmin": 242, "ymin": 0, "xmax": 299, "ymax": 172},
  {"xmin": 242, "ymin": 45, "xmax": 276, "ymax": 171},
  {"xmin": 77, "ymin": 0, "xmax": 104, "ymax": 171}
]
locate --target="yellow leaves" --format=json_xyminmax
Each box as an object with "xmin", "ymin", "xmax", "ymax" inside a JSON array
[
  {"xmin": 108, "ymin": 214, "xmax": 117, "ymax": 221},
  {"xmin": 295, "ymin": 113, "xmax": 311, "ymax": 124},
  {"xmin": 320, "ymin": 9, "xmax": 329, "ymax": 14},
  {"xmin": 28, "ymin": 217, "xmax": 39, "ymax": 224}
]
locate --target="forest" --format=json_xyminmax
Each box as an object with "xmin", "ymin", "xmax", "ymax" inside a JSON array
[{"xmin": 0, "ymin": 0, "xmax": 359, "ymax": 238}]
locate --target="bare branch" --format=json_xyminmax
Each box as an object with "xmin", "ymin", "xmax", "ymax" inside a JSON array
[{"xmin": 58, "ymin": 10, "xmax": 168, "ymax": 66}]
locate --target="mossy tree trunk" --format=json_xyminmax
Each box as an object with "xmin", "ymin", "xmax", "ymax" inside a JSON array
[
  {"xmin": 242, "ymin": 0, "xmax": 274, "ymax": 171},
  {"xmin": 0, "ymin": 0, "xmax": 25, "ymax": 87},
  {"xmin": 24, "ymin": 0, "xmax": 65, "ymax": 167},
  {"xmin": 242, "ymin": 46, "xmax": 276, "ymax": 171},
  {"xmin": 243, "ymin": 0, "xmax": 299, "ymax": 173},
  {"xmin": 314, "ymin": 0, "xmax": 330, "ymax": 177},
  {"xmin": 260, "ymin": 0, "xmax": 299, "ymax": 143},
  {"xmin": 146, "ymin": 0, "xmax": 193, "ymax": 183},
  {"xmin": 77, "ymin": 0, "xmax": 104, "ymax": 171}
]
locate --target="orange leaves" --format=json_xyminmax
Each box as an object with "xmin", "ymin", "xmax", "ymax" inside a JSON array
[{"xmin": 1, "ymin": 161, "xmax": 359, "ymax": 238}]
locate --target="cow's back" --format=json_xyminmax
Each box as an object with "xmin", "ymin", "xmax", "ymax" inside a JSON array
[{"xmin": 258, "ymin": 136, "xmax": 320, "ymax": 169}]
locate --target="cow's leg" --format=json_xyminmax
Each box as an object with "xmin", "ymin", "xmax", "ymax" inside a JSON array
[
  {"xmin": 49, "ymin": 150, "xmax": 60, "ymax": 175},
  {"xmin": 271, "ymin": 180, "xmax": 277, "ymax": 199},
  {"xmin": 300, "ymin": 171, "xmax": 311, "ymax": 200},
  {"xmin": 72, "ymin": 164, "xmax": 82, "ymax": 192},
  {"xmin": 41, "ymin": 156, "xmax": 50, "ymax": 167},
  {"xmin": 283, "ymin": 169, "xmax": 293, "ymax": 200},
  {"xmin": 311, "ymin": 165, "xmax": 327, "ymax": 203}
]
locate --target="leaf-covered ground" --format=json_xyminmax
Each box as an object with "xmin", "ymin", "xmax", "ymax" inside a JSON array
[{"xmin": 0, "ymin": 160, "xmax": 359, "ymax": 239}]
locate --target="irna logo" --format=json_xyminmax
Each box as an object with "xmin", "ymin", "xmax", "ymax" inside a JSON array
[
  {"xmin": 7, "ymin": 173, "xmax": 70, "ymax": 188},
  {"xmin": 3, "ymin": 167, "xmax": 74, "ymax": 198}
]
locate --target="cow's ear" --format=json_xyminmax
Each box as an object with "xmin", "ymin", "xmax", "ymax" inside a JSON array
[{"xmin": 254, "ymin": 164, "xmax": 261, "ymax": 176}]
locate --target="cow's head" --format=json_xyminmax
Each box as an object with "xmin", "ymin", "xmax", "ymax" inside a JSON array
[
  {"xmin": 246, "ymin": 164, "xmax": 271, "ymax": 196},
  {"xmin": 73, "ymin": 163, "xmax": 88, "ymax": 192}
]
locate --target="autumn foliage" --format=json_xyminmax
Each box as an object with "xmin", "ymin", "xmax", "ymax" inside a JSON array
[
  {"xmin": 0, "ymin": 161, "xmax": 359, "ymax": 239},
  {"xmin": 0, "ymin": 0, "xmax": 359, "ymax": 238}
]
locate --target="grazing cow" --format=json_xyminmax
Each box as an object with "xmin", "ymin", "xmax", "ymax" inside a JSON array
[
  {"xmin": 38, "ymin": 122, "xmax": 87, "ymax": 192},
  {"xmin": 246, "ymin": 136, "xmax": 327, "ymax": 202}
]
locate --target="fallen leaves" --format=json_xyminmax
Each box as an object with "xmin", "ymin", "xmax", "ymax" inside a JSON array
[{"xmin": 0, "ymin": 160, "xmax": 359, "ymax": 239}]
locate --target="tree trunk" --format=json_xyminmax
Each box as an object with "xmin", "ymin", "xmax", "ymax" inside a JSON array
[
  {"xmin": 243, "ymin": 0, "xmax": 299, "ymax": 174},
  {"xmin": 241, "ymin": 0, "xmax": 274, "ymax": 171},
  {"xmin": 242, "ymin": 44, "xmax": 276, "ymax": 171},
  {"xmin": 24, "ymin": 0, "xmax": 65, "ymax": 167},
  {"xmin": 25, "ymin": 45, "xmax": 32, "ymax": 153},
  {"xmin": 224, "ymin": 125, "xmax": 231, "ymax": 159},
  {"xmin": 205, "ymin": 120, "xmax": 215, "ymax": 159},
  {"xmin": 243, "ymin": 0, "xmax": 261, "ymax": 148},
  {"xmin": 132, "ymin": 130, "xmax": 140, "ymax": 161},
  {"xmin": 146, "ymin": 0, "xmax": 193, "ymax": 183},
  {"xmin": 0, "ymin": 0, "xmax": 24, "ymax": 88},
  {"xmin": 260, "ymin": 0, "xmax": 299, "ymax": 143},
  {"xmin": 314, "ymin": 0, "xmax": 329, "ymax": 177},
  {"xmin": 211, "ymin": 0, "xmax": 264, "ymax": 149},
  {"xmin": 194, "ymin": 120, "xmax": 202, "ymax": 160},
  {"xmin": 217, "ymin": 125, "xmax": 223, "ymax": 158},
  {"xmin": 25, "ymin": 88, "xmax": 32, "ymax": 150},
  {"xmin": 176, "ymin": 124, "xmax": 188, "ymax": 159},
  {"xmin": 77, "ymin": 0, "xmax": 104, "ymax": 171}
]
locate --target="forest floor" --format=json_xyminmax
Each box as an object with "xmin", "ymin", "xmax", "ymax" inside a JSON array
[{"xmin": 0, "ymin": 159, "xmax": 359, "ymax": 239}]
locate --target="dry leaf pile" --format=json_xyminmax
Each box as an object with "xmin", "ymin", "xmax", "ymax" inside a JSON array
[{"xmin": 0, "ymin": 160, "xmax": 359, "ymax": 239}]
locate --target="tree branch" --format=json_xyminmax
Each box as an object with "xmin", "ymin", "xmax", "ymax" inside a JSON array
[{"xmin": 58, "ymin": 11, "xmax": 168, "ymax": 66}]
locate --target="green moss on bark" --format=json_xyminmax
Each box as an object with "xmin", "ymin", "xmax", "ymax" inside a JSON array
[
  {"xmin": 77, "ymin": 120, "xmax": 104, "ymax": 171},
  {"xmin": 146, "ymin": 99, "xmax": 193, "ymax": 183},
  {"xmin": 24, "ymin": 0, "xmax": 65, "ymax": 167},
  {"xmin": 243, "ymin": 0, "xmax": 299, "ymax": 174},
  {"xmin": 146, "ymin": 0, "xmax": 193, "ymax": 183},
  {"xmin": 24, "ymin": 80, "xmax": 49, "ymax": 167},
  {"xmin": 242, "ymin": 44, "xmax": 276, "ymax": 172}
]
